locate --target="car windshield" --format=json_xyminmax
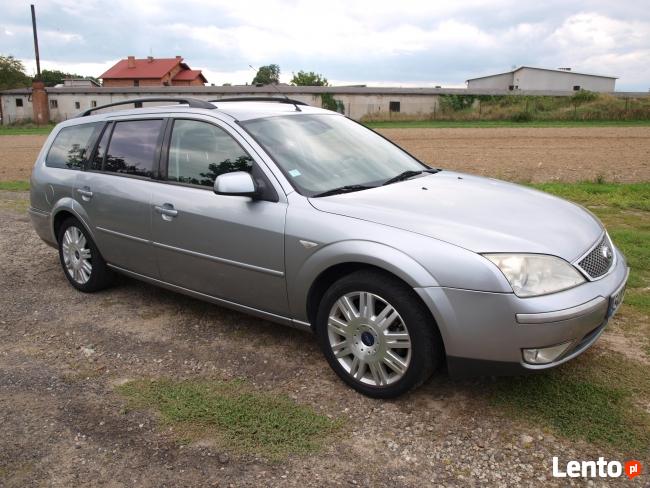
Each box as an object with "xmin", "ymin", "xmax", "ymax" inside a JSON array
[{"xmin": 240, "ymin": 114, "xmax": 427, "ymax": 196}]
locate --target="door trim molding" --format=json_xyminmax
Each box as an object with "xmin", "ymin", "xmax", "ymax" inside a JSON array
[
  {"xmin": 152, "ymin": 240, "xmax": 285, "ymax": 277},
  {"xmin": 96, "ymin": 226, "xmax": 150, "ymax": 244}
]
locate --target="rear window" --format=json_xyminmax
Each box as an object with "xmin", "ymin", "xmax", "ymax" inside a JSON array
[
  {"xmin": 46, "ymin": 123, "xmax": 100, "ymax": 169},
  {"xmin": 104, "ymin": 120, "xmax": 163, "ymax": 177}
]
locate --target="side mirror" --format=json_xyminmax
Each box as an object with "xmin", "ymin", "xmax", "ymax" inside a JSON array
[{"xmin": 214, "ymin": 171, "xmax": 258, "ymax": 198}]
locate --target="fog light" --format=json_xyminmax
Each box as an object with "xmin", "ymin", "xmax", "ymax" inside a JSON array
[{"xmin": 522, "ymin": 341, "xmax": 573, "ymax": 365}]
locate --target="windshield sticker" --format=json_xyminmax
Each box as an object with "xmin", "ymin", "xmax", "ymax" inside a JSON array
[{"xmin": 288, "ymin": 169, "xmax": 301, "ymax": 177}]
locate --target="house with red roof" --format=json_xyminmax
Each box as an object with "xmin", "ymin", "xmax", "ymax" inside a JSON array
[{"xmin": 99, "ymin": 56, "xmax": 208, "ymax": 87}]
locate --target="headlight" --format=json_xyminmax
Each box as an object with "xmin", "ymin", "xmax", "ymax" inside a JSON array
[{"xmin": 484, "ymin": 254, "xmax": 585, "ymax": 297}]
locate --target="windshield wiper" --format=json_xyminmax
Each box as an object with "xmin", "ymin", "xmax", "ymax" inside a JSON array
[
  {"xmin": 382, "ymin": 168, "xmax": 438, "ymax": 186},
  {"xmin": 312, "ymin": 185, "xmax": 376, "ymax": 198}
]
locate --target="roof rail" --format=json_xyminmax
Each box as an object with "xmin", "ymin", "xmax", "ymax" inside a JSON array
[
  {"xmin": 78, "ymin": 97, "xmax": 215, "ymax": 117},
  {"xmin": 209, "ymin": 96, "xmax": 308, "ymax": 106}
]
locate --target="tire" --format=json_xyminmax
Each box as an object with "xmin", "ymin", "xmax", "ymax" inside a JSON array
[
  {"xmin": 315, "ymin": 269, "xmax": 443, "ymax": 398},
  {"xmin": 57, "ymin": 217, "xmax": 113, "ymax": 293}
]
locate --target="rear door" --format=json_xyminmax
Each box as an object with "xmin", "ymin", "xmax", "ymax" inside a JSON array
[
  {"xmin": 74, "ymin": 118, "xmax": 165, "ymax": 277},
  {"xmin": 150, "ymin": 117, "xmax": 289, "ymax": 316}
]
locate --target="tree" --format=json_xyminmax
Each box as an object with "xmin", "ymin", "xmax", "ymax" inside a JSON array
[
  {"xmin": 291, "ymin": 70, "xmax": 328, "ymax": 86},
  {"xmin": 39, "ymin": 69, "xmax": 98, "ymax": 87},
  {"xmin": 0, "ymin": 55, "xmax": 31, "ymax": 90},
  {"xmin": 252, "ymin": 64, "xmax": 280, "ymax": 85}
]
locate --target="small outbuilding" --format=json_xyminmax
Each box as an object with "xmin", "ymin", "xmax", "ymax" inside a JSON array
[{"xmin": 467, "ymin": 66, "xmax": 616, "ymax": 92}]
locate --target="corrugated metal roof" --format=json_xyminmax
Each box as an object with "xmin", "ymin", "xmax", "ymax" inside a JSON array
[
  {"xmin": 467, "ymin": 66, "xmax": 618, "ymax": 82},
  {"xmin": 99, "ymin": 57, "xmax": 182, "ymax": 79}
]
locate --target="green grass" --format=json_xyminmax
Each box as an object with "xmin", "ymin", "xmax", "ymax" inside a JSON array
[
  {"xmin": 117, "ymin": 379, "xmax": 340, "ymax": 460},
  {"xmin": 0, "ymin": 180, "xmax": 30, "ymax": 191},
  {"xmin": 366, "ymin": 119, "xmax": 650, "ymax": 129},
  {"xmin": 0, "ymin": 124, "xmax": 54, "ymax": 136},
  {"xmin": 491, "ymin": 353, "xmax": 650, "ymax": 454}
]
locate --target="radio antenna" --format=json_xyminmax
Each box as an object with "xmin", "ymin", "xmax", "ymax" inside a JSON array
[{"xmin": 248, "ymin": 64, "xmax": 301, "ymax": 112}]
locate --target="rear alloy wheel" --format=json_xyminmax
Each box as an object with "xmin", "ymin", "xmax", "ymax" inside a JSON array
[
  {"xmin": 316, "ymin": 270, "xmax": 442, "ymax": 398},
  {"xmin": 57, "ymin": 217, "xmax": 113, "ymax": 292}
]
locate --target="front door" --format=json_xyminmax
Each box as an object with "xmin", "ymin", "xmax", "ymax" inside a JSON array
[{"xmin": 150, "ymin": 118, "xmax": 288, "ymax": 316}]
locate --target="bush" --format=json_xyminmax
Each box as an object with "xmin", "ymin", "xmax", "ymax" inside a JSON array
[
  {"xmin": 440, "ymin": 94, "xmax": 476, "ymax": 112},
  {"xmin": 510, "ymin": 111, "xmax": 533, "ymax": 123},
  {"xmin": 572, "ymin": 90, "xmax": 598, "ymax": 106}
]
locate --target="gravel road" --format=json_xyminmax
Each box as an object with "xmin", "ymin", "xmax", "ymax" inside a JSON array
[{"xmin": 1, "ymin": 190, "xmax": 645, "ymax": 487}]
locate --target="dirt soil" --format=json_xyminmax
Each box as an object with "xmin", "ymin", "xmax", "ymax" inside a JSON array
[
  {"xmin": 383, "ymin": 127, "xmax": 650, "ymax": 183},
  {"xmin": 0, "ymin": 190, "xmax": 646, "ymax": 488},
  {"xmin": 2, "ymin": 127, "xmax": 650, "ymax": 182}
]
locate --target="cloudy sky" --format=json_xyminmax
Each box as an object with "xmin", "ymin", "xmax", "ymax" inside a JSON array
[{"xmin": 2, "ymin": 0, "xmax": 649, "ymax": 90}]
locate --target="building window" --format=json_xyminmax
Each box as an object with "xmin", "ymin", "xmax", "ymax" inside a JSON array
[
  {"xmin": 91, "ymin": 100, "xmax": 97, "ymax": 108},
  {"xmin": 573, "ymin": 85, "xmax": 581, "ymax": 91},
  {"xmin": 389, "ymin": 101, "xmax": 401, "ymax": 113},
  {"xmin": 508, "ymin": 85, "xmax": 514, "ymax": 91},
  {"xmin": 134, "ymin": 102, "xmax": 143, "ymax": 108},
  {"xmin": 16, "ymin": 98, "xmax": 23, "ymax": 107},
  {"xmin": 50, "ymin": 99, "xmax": 58, "ymax": 109},
  {"xmin": 75, "ymin": 101, "xmax": 81, "ymax": 109},
  {"xmin": 134, "ymin": 80, "xmax": 140, "ymax": 87}
]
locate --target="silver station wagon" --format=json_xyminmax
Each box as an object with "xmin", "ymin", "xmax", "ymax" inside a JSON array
[{"xmin": 29, "ymin": 97, "xmax": 629, "ymax": 397}]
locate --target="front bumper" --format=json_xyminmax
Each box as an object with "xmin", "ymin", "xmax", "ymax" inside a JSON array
[{"xmin": 415, "ymin": 248, "xmax": 629, "ymax": 378}]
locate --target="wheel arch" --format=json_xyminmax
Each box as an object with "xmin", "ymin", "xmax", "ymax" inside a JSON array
[
  {"xmin": 51, "ymin": 198, "xmax": 96, "ymax": 244},
  {"xmin": 290, "ymin": 240, "xmax": 440, "ymax": 325}
]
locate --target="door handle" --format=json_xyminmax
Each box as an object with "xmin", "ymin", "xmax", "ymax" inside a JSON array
[
  {"xmin": 77, "ymin": 187, "xmax": 93, "ymax": 201},
  {"xmin": 154, "ymin": 203, "xmax": 178, "ymax": 221}
]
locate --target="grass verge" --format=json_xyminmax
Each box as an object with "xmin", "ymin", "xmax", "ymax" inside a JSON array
[
  {"xmin": 366, "ymin": 119, "xmax": 650, "ymax": 129},
  {"xmin": 117, "ymin": 379, "xmax": 341, "ymax": 460},
  {"xmin": 0, "ymin": 180, "xmax": 30, "ymax": 191},
  {"xmin": 491, "ymin": 352, "xmax": 650, "ymax": 455},
  {"xmin": 0, "ymin": 124, "xmax": 54, "ymax": 136}
]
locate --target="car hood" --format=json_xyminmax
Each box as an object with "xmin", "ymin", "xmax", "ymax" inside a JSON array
[{"xmin": 308, "ymin": 171, "xmax": 603, "ymax": 261}]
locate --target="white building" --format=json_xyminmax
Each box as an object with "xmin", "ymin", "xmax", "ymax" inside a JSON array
[{"xmin": 467, "ymin": 67, "xmax": 616, "ymax": 92}]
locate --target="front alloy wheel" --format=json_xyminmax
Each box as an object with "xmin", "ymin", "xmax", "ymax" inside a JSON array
[
  {"xmin": 327, "ymin": 292, "xmax": 412, "ymax": 386},
  {"xmin": 316, "ymin": 270, "xmax": 442, "ymax": 398}
]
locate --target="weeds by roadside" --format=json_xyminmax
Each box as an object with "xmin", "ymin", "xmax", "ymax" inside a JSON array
[{"xmin": 117, "ymin": 378, "xmax": 341, "ymax": 460}]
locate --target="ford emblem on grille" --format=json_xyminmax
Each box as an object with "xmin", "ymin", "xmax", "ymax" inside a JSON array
[{"xmin": 601, "ymin": 244, "xmax": 612, "ymax": 260}]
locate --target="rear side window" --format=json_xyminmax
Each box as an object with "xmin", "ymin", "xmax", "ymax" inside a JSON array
[
  {"xmin": 167, "ymin": 119, "xmax": 253, "ymax": 187},
  {"xmin": 46, "ymin": 123, "xmax": 100, "ymax": 169},
  {"xmin": 104, "ymin": 120, "xmax": 163, "ymax": 177}
]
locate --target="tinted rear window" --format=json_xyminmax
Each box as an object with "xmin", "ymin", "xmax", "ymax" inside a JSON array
[
  {"xmin": 104, "ymin": 120, "xmax": 163, "ymax": 177},
  {"xmin": 46, "ymin": 123, "xmax": 100, "ymax": 169}
]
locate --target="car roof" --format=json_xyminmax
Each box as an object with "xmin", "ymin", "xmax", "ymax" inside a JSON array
[
  {"xmin": 210, "ymin": 100, "xmax": 333, "ymax": 121},
  {"xmin": 64, "ymin": 99, "xmax": 336, "ymax": 126}
]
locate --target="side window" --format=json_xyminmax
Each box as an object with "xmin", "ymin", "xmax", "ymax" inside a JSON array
[
  {"xmin": 46, "ymin": 123, "xmax": 100, "ymax": 169},
  {"xmin": 104, "ymin": 119, "xmax": 163, "ymax": 177},
  {"xmin": 167, "ymin": 119, "xmax": 253, "ymax": 187}
]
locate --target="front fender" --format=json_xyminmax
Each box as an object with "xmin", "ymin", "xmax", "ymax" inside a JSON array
[{"xmin": 287, "ymin": 239, "xmax": 439, "ymax": 321}]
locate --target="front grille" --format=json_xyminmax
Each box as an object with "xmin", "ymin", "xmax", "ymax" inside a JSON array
[{"xmin": 577, "ymin": 234, "xmax": 614, "ymax": 279}]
